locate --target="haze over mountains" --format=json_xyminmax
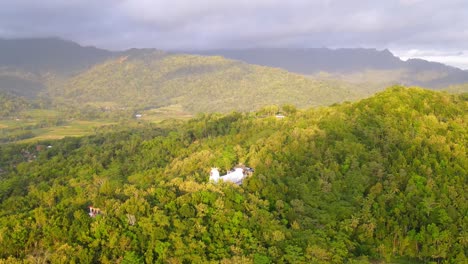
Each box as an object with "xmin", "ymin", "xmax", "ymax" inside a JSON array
[
  {"xmin": 192, "ymin": 48, "xmax": 468, "ymax": 88},
  {"xmin": 0, "ymin": 38, "xmax": 112, "ymax": 74},
  {"xmin": 1, "ymin": 37, "xmax": 467, "ymax": 113},
  {"xmin": 0, "ymin": 38, "xmax": 113, "ymax": 98}
]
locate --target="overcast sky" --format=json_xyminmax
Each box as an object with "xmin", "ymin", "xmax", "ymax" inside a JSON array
[{"xmin": 1, "ymin": 0, "xmax": 467, "ymax": 69}]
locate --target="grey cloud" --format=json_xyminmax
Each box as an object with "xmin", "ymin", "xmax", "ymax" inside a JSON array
[{"xmin": 0, "ymin": 0, "xmax": 467, "ymax": 52}]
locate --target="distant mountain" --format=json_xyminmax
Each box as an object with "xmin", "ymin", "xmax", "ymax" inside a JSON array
[
  {"xmin": 0, "ymin": 37, "xmax": 114, "ymax": 74},
  {"xmin": 190, "ymin": 48, "xmax": 401, "ymax": 73},
  {"xmin": 0, "ymin": 38, "xmax": 363, "ymax": 113},
  {"xmin": 0, "ymin": 38, "xmax": 115, "ymax": 98},
  {"xmin": 190, "ymin": 48, "xmax": 468, "ymax": 88}
]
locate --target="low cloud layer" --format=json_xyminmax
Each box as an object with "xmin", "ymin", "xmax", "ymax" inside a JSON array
[
  {"xmin": 1, "ymin": 0, "xmax": 467, "ymax": 68},
  {"xmin": 394, "ymin": 49, "xmax": 468, "ymax": 70}
]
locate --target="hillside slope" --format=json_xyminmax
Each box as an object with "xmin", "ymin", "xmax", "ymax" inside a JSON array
[
  {"xmin": 0, "ymin": 86, "xmax": 466, "ymax": 263},
  {"xmin": 48, "ymin": 50, "xmax": 359, "ymax": 112}
]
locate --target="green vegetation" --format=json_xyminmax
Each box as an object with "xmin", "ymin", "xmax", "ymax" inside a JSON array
[
  {"xmin": 0, "ymin": 97, "xmax": 196, "ymax": 144},
  {"xmin": 0, "ymin": 86, "xmax": 466, "ymax": 263},
  {"xmin": 0, "ymin": 108, "xmax": 116, "ymax": 144},
  {"xmin": 0, "ymin": 92, "xmax": 31, "ymax": 118},
  {"xmin": 46, "ymin": 52, "xmax": 358, "ymax": 113},
  {"xmin": 16, "ymin": 120, "xmax": 116, "ymax": 143},
  {"xmin": 2, "ymin": 39, "xmax": 468, "ymax": 122},
  {"xmin": 1, "ymin": 48, "xmax": 366, "ymax": 145},
  {"xmin": 137, "ymin": 104, "xmax": 193, "ymax": 123}
]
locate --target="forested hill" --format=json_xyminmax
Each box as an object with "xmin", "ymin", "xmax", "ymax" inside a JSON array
[
  {"xmin": 48, "ymin": 51, "xmax": 358, "ymax": 112},
  {"xmin": 0, "ymin": 86, "xmax": 466, "ymax": 263}
]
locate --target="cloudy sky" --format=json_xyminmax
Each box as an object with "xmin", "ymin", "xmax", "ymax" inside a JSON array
[{"xmin": 1, "ymin": 0, "xmax": 467, "ymax": 69}]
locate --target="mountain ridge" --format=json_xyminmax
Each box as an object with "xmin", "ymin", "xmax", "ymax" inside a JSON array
[
  {"xmin": 0, "ymin": 37, "xmax": 114, "ymax": 74},
  {"xmin": 0, "ymin": 38, "xmax": 467, "ymax": 114},
  {"xmin": 186, "ymin": 47, "xmax": 403, "ymax": 72},
  {"xmin": 188, "ymin": 47, "xmax": 468, "ymax": 88}
]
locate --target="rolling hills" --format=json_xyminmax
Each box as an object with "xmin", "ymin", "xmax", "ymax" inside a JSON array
[
  {"xmin": 0, "ymin": 38, "xmax": 361, "ymax": 114},
  {"xmin": 1, "ymin": 38, "xmax": 467, "ymax": 117}
]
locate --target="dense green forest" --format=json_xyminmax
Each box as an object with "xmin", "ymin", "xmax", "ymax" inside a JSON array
[{"xmin": 0, "ymin": 87, "xmax": 466, "ymax": 263}]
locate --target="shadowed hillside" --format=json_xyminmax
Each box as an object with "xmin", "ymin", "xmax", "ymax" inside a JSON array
[
  {"xmin": 191, "ymin": 48, "xmax": 468, "ymax": 88},
  {"xmin": 0, "ymin": 38, "xmax": 115, "ymax": 99},
  {"xmin": 0, "ymin": 37, "xmax": 114, "ymax": 74}
]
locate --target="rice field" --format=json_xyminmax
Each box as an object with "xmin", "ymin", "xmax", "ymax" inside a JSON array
[
  {"xmin": 18, "ymin": 120, "xmax": 116, "ymax": 143},
  {"xmin": 1, "ymin": 106, "xmax": 192, "ymax": 144}
]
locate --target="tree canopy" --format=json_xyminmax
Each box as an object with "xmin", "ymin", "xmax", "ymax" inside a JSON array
[{"xmin": 0, "ymin": 86, "xmax": 466, "ymax": 263}]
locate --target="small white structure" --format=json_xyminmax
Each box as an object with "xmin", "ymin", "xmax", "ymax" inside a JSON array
[
  {"xmin": 88, "ymin": 206, "xmax": 101, "ymax": 217},
  {"xmin": 210, "ymin": 167, "xmax": 247, "ymax": 185}
]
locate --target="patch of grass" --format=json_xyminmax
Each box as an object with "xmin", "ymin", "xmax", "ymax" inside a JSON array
[
  {"xmin": 0, "ymin": 119, "xmax": 36, "ymax": 129},
  {"xmin": 17, "ymin": 120, "xmax": 116, "ymax": 143}
]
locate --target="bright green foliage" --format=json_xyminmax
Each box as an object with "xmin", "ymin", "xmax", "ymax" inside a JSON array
[{"xmin": 0, "ymin": 86, "xmax": 466, "ymax": 263}]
